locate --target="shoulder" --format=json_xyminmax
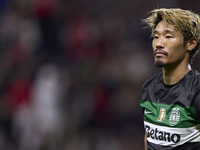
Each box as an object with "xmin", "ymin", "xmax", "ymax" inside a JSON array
[
  {"xmin": 183, "ymin": 70, "xmax": 200, "ymax": 93},
  {"xmin": 188, "ymin": 70, "xmax": 200, "ymax": 120},
  {"xmin": 189, "ymin": 70, "xmax": 200, "ymax": 81},
  {"xmin": 140, "ymin": 72, "xmax": 162, "ymax": 99},
  {"xmin": 194, "ymin": 91, "xmax": 200, "ymax": 120},
  {"xmin": 141, "ymin": 72, "xmax": 162, "ymax": 90}
]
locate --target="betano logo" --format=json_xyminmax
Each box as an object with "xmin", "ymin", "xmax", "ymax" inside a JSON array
[
  {"xmin": 157, "ymin": 107, "xmax": 166, "ymax": 122},
  {"xmin": 145, "ymin": 125, "xmax": 181, "ymax": 143}
]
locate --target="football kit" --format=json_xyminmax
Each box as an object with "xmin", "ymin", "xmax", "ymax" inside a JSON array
[{"xmin": 140, "ymin": 70, "xmax": 200, "ymax": 150}]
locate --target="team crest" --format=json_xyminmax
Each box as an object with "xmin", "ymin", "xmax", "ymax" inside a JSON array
[
  {"xmin": 157, "ymin": 107, "xmax": 166, "ymax": 122},
  {"xmin": 169, "ymin": 107, "xmax": 180, "ymax": 126}
]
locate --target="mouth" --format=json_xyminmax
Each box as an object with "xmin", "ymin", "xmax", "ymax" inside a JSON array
[{"xmin": 154, "ymin": 49, "xmax": 167, "ymax": 57}]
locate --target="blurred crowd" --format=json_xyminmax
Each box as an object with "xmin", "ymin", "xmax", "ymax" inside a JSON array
[{"xmin": 0, "ymin": 0, "xmax": 200, "ymax": 150}]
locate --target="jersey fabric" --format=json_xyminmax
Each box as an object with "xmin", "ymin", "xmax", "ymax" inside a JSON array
[{"xmin": 140, "ymin": 70, "xmax": 200, "ymax": 150}]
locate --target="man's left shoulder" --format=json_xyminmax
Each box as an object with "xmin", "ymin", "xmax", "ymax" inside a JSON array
[
  {"xmin": 191, "ymin": 70, "xmax": 200, "ymax": 83},
  {"xmin": 185, "ymin": 70, "xmax": 200, "ymax": 92}
]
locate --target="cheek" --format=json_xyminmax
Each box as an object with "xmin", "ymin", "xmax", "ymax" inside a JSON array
[
  {"xmin": 168, "ymin": 44, "xmax": 186, "ymax": 59},
  {"xmin": 152, "ymin": 40, "xmax": 157, "ymax": 49},
  {"xmin": 152, "ymin": 41, "xmax": 154, "ymax": 49}
]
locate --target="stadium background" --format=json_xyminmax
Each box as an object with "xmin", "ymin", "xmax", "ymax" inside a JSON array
[{"xmin": 0, "ymin": 0, "xmax": 200, "ymax": 150}]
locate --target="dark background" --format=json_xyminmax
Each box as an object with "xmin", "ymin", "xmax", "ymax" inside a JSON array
[{"xmin": 0, "ymin": 0, "xmax": 200, "ymax": 150}]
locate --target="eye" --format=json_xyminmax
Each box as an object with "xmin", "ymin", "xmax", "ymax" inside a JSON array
[
  {"xmin": 153, "ymin": 35, "xmax": 159, "ymax": 39},
  {"xmin": 166, "ymin": 35, "xmax": 173, "ymax": 38}
]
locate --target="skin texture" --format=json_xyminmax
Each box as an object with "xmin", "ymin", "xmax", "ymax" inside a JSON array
[
  {"xmin": 152, "ymin": 20, "xmax": 197, "ymax": 85},
  {"xmin": 152, "ymin": 21, "xmax": 187, "ymax": 68}
]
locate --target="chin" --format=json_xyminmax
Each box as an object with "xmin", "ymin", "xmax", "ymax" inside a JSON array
[{"xmin": 155, "ymin": 61, "xmax": 167, "ymax": 68}]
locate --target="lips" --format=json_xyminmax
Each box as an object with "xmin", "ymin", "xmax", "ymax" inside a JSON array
[{"xmin": 154, "ymin": 50, "xmax": 167, "ymax": 57}]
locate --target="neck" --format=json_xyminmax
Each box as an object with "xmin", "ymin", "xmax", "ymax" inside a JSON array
[{"xmin": 162, "ymin": 64, "xmax": 191, "ymax": 85}]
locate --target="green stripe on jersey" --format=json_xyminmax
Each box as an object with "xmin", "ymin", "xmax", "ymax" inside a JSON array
[{"xmin": 140, "ymin": 100, "xmax": 200, "ymax": 128}]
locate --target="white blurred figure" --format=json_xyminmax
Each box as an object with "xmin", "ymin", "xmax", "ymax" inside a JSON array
[
  {"xmin": 16, "ymin": 64, "xmax": 69, "ymax": 150},
  {"xmin": 32, "ymin": 64, "xmax": 65, "ymax": 134}
]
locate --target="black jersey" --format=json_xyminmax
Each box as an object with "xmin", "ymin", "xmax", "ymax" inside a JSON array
[{"xmin": 140, "ymin": 70, "xmax": 200, "ymax": 150}]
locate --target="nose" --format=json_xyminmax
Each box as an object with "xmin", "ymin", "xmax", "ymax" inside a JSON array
[{"xmin": 155, "ymin": 38, "xmax": 164, "ymax": 49}]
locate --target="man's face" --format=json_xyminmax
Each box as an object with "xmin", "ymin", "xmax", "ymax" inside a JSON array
[{"xmin": 152, "ymin": 20, "xmax": 188, "ymax": 68}]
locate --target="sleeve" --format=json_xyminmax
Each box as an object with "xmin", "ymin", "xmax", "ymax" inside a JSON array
[{"xmin": 194, "ymin": 91, "xmax": 200, "ymax": 120}]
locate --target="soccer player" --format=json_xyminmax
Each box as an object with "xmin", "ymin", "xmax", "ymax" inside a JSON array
[{"xmin": 140, "ymin": 8, "xmax": 200, "ymax": 150}]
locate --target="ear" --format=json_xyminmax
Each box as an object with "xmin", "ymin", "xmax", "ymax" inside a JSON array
[{"xmin": 187, "ymin": 37, "xmax": 198, "ymax": 51}]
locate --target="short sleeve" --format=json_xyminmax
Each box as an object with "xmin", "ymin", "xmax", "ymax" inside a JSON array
[{"xmin": 194, "ymin": 91, "xmax": 200, "ymax": 120}]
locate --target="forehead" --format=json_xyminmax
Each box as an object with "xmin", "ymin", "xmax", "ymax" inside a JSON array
[{"xmin": 153, "ymin": 20, "xmax": 179, "ymax": 34}]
